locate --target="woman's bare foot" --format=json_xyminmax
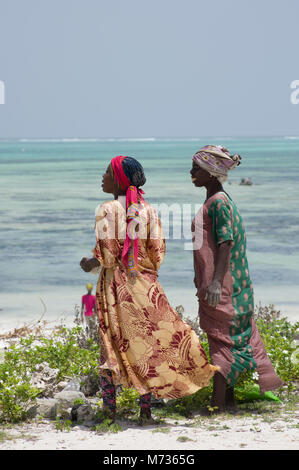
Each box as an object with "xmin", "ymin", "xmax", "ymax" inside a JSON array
[
  {"xmin": 138, "ymin": 415, "xmax": 159, "ymax": 426},
  {"xmin": 138, "ymin": 409, "xmax": 159, "ymax": 426},
  {"xmin": 224, "ymin": 384, "xmax": 244, "ymax": 414}
]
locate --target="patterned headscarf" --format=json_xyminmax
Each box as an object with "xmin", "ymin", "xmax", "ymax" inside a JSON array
[
  {"xmin": 192, "ymin": 145, "xmax": 241, "ymax": 182},
  {"xmin": 110, "ymin": 156, "xmax": 146, "ymax": 279}
]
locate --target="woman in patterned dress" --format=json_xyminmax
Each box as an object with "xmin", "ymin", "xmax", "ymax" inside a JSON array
[
  {"xmin": 190, "ymin": 145, "xmax": 283, "ymax": 414},
  {"xmin": 80, "ymin": 155, "xmax": 219, "ymax": 424}
]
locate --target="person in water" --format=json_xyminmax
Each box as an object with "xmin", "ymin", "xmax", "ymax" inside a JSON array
[
  {"xmin": 81, "ymin": 283, "xmax": 97, "ymax": 334},
  {"xmin": 190, "ymin": 145, "xmax": 283, "ymax": 414},
  {"xmin": 80, "ymin": 155, "xmax": 219, "ymax": 424}
]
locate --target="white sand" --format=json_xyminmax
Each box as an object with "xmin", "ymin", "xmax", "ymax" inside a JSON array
[
  {"xmin": 0, "ymin": 410, "xmax": 298, "ymax": 450},
  {"xmin": 0, "ymin": 315, "xmax": 75, "ymax": 350}
]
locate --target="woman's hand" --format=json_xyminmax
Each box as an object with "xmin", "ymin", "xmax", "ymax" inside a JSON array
[
  {"xmin": 80, "ymin": 257, "xmax": 100, "ymax": 272},
  {"xmin": 80, "ymin": 257, "xmax": 92, "ymax": 272},
  {"xmin": 204, "ymin": 280, "xmax": 222, "ymax": 307},
  {"xmin": 203, "ymin": 240, "xmax": 231, "ymax": 307}
]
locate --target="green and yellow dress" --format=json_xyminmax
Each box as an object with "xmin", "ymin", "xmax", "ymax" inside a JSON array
[{"xmin": 193, "ymin": 191, "xmax": 284, "ymax": 392}]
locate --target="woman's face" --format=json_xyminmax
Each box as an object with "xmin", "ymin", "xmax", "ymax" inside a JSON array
[
  {"xmin": 101, "ymin": 165, "xmax": 115, "ymax": 193},
  {"xmin": 190, "ymin": 161, "xmax": 211, "ymax": 187}
]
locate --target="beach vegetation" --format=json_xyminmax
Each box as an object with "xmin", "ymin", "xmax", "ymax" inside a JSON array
[
  {"xmin": 116, "ymin": 387, "xmax": 139, "ymax": 416},
  {"xmin": 0, "ymin": 322, "xmax": 100, "ymax": 423},
  {"xmin": 91, "ymin": 413, "xmax": 123, "ymax": 434},
  {"xmin": 0, "ymin": 303, "xmax": 297, "ymax": 424},
  {"xmin": 0, "ymin": 428, "xmax": 36, "ymax": 443},
  {"xmin": 55, "ymin": 418, "xmax": 72, "ymax": 432},
  {"xmin": 151, "ymin": 426, "xmax": 170, "ymax": 434},
  {"xmin": 73, "ymin": 398, "xmax": 85, "ymax": 406},
  {"xmin": 0, "ymin": 430, "xmax": 16, "ymax": 443},
  {"xmin": 177, "ymin": 435, "xmax": 194, "ymax": 442}
]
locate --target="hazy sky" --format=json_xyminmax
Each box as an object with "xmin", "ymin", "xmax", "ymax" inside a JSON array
[{"xmin": 0, "ymin": 0, "xmax": 299, "ymax": 138}]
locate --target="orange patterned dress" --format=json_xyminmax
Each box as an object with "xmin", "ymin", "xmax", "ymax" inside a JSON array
[{"xmin": 91, "ymin": 196, "xmax": 218, "ymax": 399}]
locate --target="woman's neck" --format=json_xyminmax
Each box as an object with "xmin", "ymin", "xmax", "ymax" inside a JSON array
[
  {"xmin": 206, "ymin": 180, "xmax": 224, "ymax": 200},
  {"xmin": 113, "ymin": 190, "xmax": 126, "ymax": 199}
]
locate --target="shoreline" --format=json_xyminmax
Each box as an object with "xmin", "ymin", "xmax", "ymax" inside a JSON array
[
  {"xmin": 0, "ymin": 286, "xmax": 298, "ymax": 336},
  {"xmin": 0, "ymin": 300, "xmax": 298, "ymax": 350}
]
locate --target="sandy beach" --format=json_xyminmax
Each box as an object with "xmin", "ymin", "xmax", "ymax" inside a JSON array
[{"xmin": 0, "ymin": 406, "xmax": 298, "ymax": 450}]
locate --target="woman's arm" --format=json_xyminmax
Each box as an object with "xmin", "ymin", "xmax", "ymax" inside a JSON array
[
  {"xmin": 205, "ymin": 196, "xmax": 234, "ymax": 308},
  {"xmin": 205, "ymin": 240, "xmax": 232, "ymax": 307}
]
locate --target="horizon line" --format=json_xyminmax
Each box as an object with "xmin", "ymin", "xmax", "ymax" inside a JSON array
[{"xmin": 1, "ymin": 135, "xmax": 299, "ymax": 141}]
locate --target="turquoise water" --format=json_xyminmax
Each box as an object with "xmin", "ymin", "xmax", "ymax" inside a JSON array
[{"xmin": 0, "ymin": 137, "xmax": 299, "ymax": 325}]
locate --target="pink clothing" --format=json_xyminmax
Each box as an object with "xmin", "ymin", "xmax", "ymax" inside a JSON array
[
  {"xmin": 82, "ymin": 294, "xmax": 96, "ymax": 316},
  {"xmin": 110, "ymin": 156, "xmax": 145, "ymax": 278}
]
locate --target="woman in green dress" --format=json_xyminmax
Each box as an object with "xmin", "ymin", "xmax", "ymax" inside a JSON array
[{"xmin": 190, "ymin": 145, "xmax": 283, "ymax": 413}]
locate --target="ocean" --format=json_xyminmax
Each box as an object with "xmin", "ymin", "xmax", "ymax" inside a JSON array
[{"xmin": 0, "ymin": 137, "xmax": 299, "ymax": 328}]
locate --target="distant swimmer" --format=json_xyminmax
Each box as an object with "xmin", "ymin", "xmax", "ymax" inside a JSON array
[{"xmin": 239, "ymin": 177, "xmax": 253, "ymax": 186}]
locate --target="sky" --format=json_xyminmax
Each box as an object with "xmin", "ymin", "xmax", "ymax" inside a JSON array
[{"xmin": 0, "ymin": 0, "xmax": 299, "ymax": 138}]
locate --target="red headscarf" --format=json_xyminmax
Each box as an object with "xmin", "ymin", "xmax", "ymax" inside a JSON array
[{"xmin": 111, "ymin": 156, "xmax": 145, "ymax": 278}]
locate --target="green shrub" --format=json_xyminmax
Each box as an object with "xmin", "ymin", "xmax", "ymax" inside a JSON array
[
  {"xmin": 255, "ymin": 305, "xmax": 299, "ymax": 385},
  {"xmin": 73, "ymin": 398, "xmax": 85, "ymax": 406},
  {"xmin": 235, "ymin": 305, "xmax": 298, "ymax": 400},
  {"xmin": 116, "ymin": 387, "xmax": 139, "ymax": 416},
  {"xmin": 0, "ymin": 304, "xmax": 297, "ymax": 423},
  {"xmin": 0, "ymin": 376, "xmax": 40, "ymax": 423},
  {"xmin": 0, "ymin": 325, "xmax": 100, "ymax": 423},
  {"xmin": 55, "ymin": 418, "xmax": 72, "ymax": 432}
]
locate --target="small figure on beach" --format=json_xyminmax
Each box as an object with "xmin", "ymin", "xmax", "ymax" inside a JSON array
[
  {"xmin": 81, "ymin": 283, "xmax": 97, "ymax": 335},
  {"xmin": 80, "ymin": 155, "xmax": 218, "ymax": 424},
  {"xmin": 239, "ymin": 177, "xmax": 253, "ymax": 186},
  {"xmin": 190, "ymin": 145, "xmax": 283, "ymax": 415}
]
